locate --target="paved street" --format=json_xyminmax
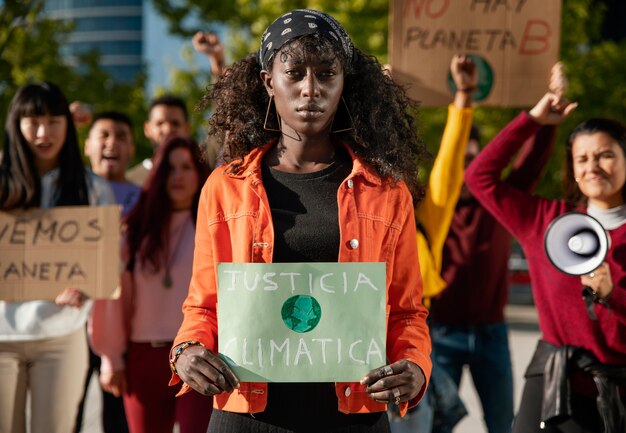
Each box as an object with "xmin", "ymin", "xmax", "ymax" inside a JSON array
[
  {"xmin": 79, "ymin": 305, "xmax": 540, "ymax": 433},
  {"xmin": 453, "ymin": 305, "xmax": 540, "ymax": 433}
]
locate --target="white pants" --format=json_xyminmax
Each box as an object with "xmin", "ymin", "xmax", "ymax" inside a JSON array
[{"xmin": 0, "ymin": 328, "xmax": 88, "ymax": 433}]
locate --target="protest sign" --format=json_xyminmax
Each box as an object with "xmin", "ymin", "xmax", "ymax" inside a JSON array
[
  {"xmin": 389, "ymin": 0, "xmax": 562, "ymax": 106},
  {"xmin": 218, "ymin": 262, "xmax": 387, "ymax": 382},
  {"xmin": 0, "ymin": 205, "xmax": 121, "ymax": 301}
]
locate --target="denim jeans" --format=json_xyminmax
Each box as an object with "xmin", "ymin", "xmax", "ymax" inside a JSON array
[
  {"xmin": 430, "ymin": 322, "xmax": 514, "ymax": 433},
  {"xmin": 388, "ymin": 362, "xmax": 467, "ymax": 433}
]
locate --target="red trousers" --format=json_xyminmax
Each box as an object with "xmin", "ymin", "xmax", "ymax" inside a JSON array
[{"xmin": 124, "ymin": 342, "xmax": 212, "ymax": 433}]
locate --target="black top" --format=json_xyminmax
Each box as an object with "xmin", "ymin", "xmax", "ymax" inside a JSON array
[{"xmin": 261, "ymin": 155, "xmax": 350, "ymax": 263}]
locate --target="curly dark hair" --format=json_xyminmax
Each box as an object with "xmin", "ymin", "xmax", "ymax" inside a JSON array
[{"xmin": 201, "ymin": 34, "xmax": 427, "ymax": 202}]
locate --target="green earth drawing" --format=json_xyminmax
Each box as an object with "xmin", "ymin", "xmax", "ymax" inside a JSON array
[
  {"xmin": 281, "ymin": 295, "xmax": 322, "ymax": 333},
  {"xmin": 447, "ymin": 54, "xmax": 494, "ymax": 101}
]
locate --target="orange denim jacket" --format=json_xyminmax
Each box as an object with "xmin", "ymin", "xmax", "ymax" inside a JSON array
[{"xmin": 170, "ymin": 141, "xmax": 432, "ymax": 416}]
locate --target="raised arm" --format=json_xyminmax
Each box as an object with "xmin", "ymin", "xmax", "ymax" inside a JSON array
[
  {"xmin": 192, "ymin": 31, "xmax": 226, "ymax": 78},
  {"xmin": 416, "ymin": 54, "xmax": 475, "ymax": 300},
  {"xmin": 423, "ymin": 54, "xmax": 476, "ymax": 209},
  {"xmin": 507, "ymin": 63, "xmax": 569, "ymax": 191},
  {"xmin": 464, "ymin": 93, "xmax": 576, "ymax": 240}
]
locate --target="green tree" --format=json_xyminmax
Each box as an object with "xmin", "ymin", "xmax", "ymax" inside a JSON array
[
  {"xmin": 153, "ymin": 0, "xmax": 626, "ymax": 197},
  {"xmin": 0, "ymin": 1, "xmax": 148, "ymax": 163},
  {"xmin": 150, "ymin": 0, "xmax": 389, "ymax": 61},
  {"xmin": 0, "ymin": 1, "xmax": 74, "ymax": 128}
]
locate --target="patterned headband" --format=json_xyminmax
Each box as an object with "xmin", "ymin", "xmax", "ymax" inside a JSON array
[{"xmin": 257, "ymin": 9, "xmax": 354, "ymax": 70}]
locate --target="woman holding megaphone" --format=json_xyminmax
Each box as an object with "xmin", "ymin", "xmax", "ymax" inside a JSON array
[{"xmin": 465, "ymin": 91, "xmax": 626, "ymax": 433}]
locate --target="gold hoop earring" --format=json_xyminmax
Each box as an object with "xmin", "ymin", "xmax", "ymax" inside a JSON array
[
  {"xmin": 263, "ymin": 95, "xmax": 281, "ymax": 132},
  {"xmin": 330, "ymin": 96, "xmax": 354, "ymax": 134}
]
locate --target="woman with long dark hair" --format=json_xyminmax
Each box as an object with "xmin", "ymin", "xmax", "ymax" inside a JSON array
[
  {"xmin": 169, "ymin": 9, "xmax": 432, "ymax": 433},
  {"xmin": 90, "ymin": 137, "xmax": 211, "ymax": 433},
  {"xmin": 0, "ymin": 82, "xmax": 115, "ymax": 433}
]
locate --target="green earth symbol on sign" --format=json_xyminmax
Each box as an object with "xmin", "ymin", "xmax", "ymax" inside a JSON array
[{"xmin": 281, "ymin": 295, "xmax": 322, "ymax": 333}]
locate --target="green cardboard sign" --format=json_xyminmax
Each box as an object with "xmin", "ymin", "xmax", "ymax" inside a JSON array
[{"xmin": 217, "ymin": 262, "xmax": 387, "ymax": 382}]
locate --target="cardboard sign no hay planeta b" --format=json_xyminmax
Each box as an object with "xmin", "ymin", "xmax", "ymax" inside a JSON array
[{"xmin": 389, "ymin": 0, "xmax": 562, "ymax": 107}]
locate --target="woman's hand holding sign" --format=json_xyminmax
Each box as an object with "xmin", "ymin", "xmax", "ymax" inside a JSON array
[
  {"xmin": 54, "ymin": 287, "xmax": 89, "ymax": 308},
  {"xmin": 175, "ymin": 345, "xmax": 240, "ymax": 396},
  {"xmin": 361, "ymin": 359, "xmax": 426, "ymax": 405}
]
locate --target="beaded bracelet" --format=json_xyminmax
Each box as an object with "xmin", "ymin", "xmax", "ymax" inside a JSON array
[
  {"xmin": 457, "ymin": 86, "xmax": 477, "ymax": 93},
  {"xmin": 169, "ymin": 340, "xmax": 205, "ymax": 374}
]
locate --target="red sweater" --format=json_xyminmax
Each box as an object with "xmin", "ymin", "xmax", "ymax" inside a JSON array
[
  {"xmin": 430, "ymin": 201, "xmax": 512, "ymax": 324},
  {"xmin": 465, "ymin": 112, "xmax": 626, "ymax": 366},
  {"xmin": 430, "ymin": 121, "xmax": 556, "ymax": 325}
]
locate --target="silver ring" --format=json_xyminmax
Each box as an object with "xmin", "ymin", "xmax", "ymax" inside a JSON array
[
  {"xmin": 380, "ymin": 365, "xmax": 393, "ymax": 378},
  {"xmin": 393, "ymin": 387, "xmax": 401, "ymax": 405},
  {"xmin": 589, "ymin": 272, "xmax": 595, "ymax": 279}
]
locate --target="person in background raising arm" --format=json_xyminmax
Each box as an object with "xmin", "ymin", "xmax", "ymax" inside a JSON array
[
  {"xmin": 466, "ymin": 88, "xmax": 626, "ymax": 433},
  {"xmin": 390, "ymin": 53, "xmax": 476, "ymax": 433}
]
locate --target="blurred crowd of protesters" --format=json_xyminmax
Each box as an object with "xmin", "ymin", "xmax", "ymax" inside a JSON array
[{"xmin": 1, "ymin": 11, "xmax": 625, "ymax": 433}]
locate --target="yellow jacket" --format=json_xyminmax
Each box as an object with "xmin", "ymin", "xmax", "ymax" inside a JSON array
[{"xmin": 416, "ymin": 104, "xmax": 473, "ymax": 305}]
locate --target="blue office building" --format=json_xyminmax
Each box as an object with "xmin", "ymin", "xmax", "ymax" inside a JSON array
[{"xmin": 44, "ymin": 0, "xmax": 143, "ymax": 82}]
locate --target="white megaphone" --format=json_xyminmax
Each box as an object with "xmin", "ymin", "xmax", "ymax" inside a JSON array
[{"xmin": 544, "ymin": 212, "xmax": 610, "ymax": 276}]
